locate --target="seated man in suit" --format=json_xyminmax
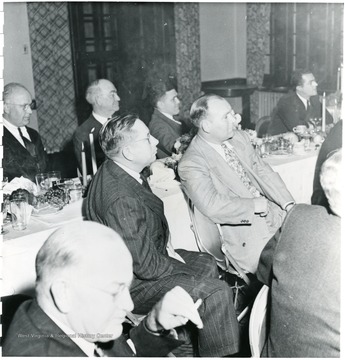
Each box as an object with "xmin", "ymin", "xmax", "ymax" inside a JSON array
[
  {"xmin": 85, "ymin": 114, "xmax": 240, "ymax": 357},
  {"xmin": 3, "ymin": 220, "xmax": 203, "ymax": 356},
  {"xmin": 178, "ymin": 94, "xmax": 295, "ymax": 275},
  {"xmin": 268, "ymin": 69, "xmax": 333, "ymax": 135},
  {"xmin": 147, "ymin": 76, "xmax": 188, "ymax": 158},
  {"xmin": 311, "ymin": 119, "xmax": 342, "ymax": 210},
  {"xmin": 257, "ymin": 149, "xmax": 341, "ymax": 357},
  {"xmin": 3, "ymin": 82, "xmax": 48, "ymax": 182},
  {"xmin": 73, "ymin": 79, "xmax": 120, "ymax": 174}
]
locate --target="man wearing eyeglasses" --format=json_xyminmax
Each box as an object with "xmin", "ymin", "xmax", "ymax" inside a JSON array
[
  {"xmin": 2, "ymin": 82, "xmax": 48, "ymax": 182},
  {"xmin": 3, "ymin": 220, "xmax": 203, "ymax": 356},
  {"xmin": 85, "ymin": 114, "xmax": 240, "ymax": 357},
  {"xmin": 268, "ymin": 69, "xmax": 333, "ymax": 135},
  {"xmin": 73, "ymin": 79, "xmax": 121, "ymax": 174}
]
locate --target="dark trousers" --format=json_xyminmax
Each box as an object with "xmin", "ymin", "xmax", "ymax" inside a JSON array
[{"xmin": 131, "ymin": 250, "xmax": 240, "ymax": 357}]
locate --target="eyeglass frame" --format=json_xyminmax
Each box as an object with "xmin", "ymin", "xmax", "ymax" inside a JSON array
[{"xmin": 5, "ymin": 102, "xmax": 35, "ymax": 111}]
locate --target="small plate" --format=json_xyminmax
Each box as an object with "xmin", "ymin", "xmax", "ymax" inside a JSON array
[{"xmin": 32, "ymin": 205, "xmax": 62, "ymax": 217}]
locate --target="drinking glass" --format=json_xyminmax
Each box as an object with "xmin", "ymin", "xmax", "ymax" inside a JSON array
[
  {"xmin": 48, "ymin": 171, "xmax": 61, "ymax": 187},
  {"xmin": 10, "ymin": 195, "xmax": 28, "ymax": 231},
  {"xmin": 36, "ymin": 173, "xmax": 50, "ymax": 194}
]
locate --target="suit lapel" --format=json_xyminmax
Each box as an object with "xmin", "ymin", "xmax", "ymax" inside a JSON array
[{"xmin": 194, "ymin": 135, "xmax": 254, "ymax": 198}]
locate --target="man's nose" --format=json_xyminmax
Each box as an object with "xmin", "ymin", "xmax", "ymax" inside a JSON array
[
  {"xmin": 152, "ymin": 135, "xmax": 159, "ymax": 146},
  {"xmin": 122, "ymin": 289, "xmax": 134, "ymax": 312},
  {"xmin": 115, "ymin": 94, "xmax": 121, "ymax": 101}
]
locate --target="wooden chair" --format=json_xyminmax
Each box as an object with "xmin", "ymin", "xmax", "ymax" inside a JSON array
[
  {"xmin": 249, "ymin": 285, "xmax": 270, "ymax": 357},
  {"xmin": 187, "ymin": 199, "xmax": 250, "ymax": 321}
]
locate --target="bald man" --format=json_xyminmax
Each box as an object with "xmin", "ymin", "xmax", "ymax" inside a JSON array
[
  {"xmin": 3, "ymin": 221, "xmax": 202, "ymax": 356},
  {"xmin": 73, "ymin": 79, "xmax": 121, "ymax": 174},
  {"xmin": 3, "ymin": 82, "xmax": 48, "ymax": 181}
]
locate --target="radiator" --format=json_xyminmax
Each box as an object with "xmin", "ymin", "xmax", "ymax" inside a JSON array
[{"xmin": 257, "ymin": 91, "xmax": 284, "ymax": 119}]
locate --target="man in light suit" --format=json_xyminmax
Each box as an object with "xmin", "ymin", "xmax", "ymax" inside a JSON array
[
  {"xmin": 257, "ymin": 149, "xmax": 341, "ymax": 357},
  {"xmin": 178, "ymin": 94, "xmax": 295, "ymax": 274},
  {"xmin": 147, "ymin": 76, "xmax": 188, "ymax": 158},
  {"xmin": 73, "ymin": 79, "xmax": 120, "ymax": 174},
  {"xmin": 85, "ymin": 114, "xmax": 240, "ymax": 357},
  {"xmin": 2, "ymin": 82, "xmax": 48, "ymax": 182},
  {"xmin": 3, "ymin": 220, "xmax": 203, "ymax": 356},
  {"xmin": 268, "ymin": 69, "xmax": 333, "ymax": 135}
]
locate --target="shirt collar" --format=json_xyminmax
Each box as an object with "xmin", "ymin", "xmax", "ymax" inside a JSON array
[
  {"xmin": 198, "ymin": 135, "xmax": 227, "ymax": 160},
  {"xmin": 92, "ymin": 111, "xmax": 109, "ymax": 125},
  {"xmin": 296, "ymin": 92, "xmax": 308, "ymax": 109},
  {"xmin": 158, "ymin": 110, "xmax": 182, "ymax": 125},
  {"xmin": 44, "ymin": 310, "xmax": 95, "ymax": 357},
  {"xmin": 114, "ymin": 161, "xmax": 142, "ymax": 184},
  {"xmin": 3, "ymin": 118, "xmax": 31, "ymax": 141}
]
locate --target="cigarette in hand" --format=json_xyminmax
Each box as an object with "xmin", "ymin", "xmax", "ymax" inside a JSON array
[{"xmin": 195, "ymin": 299, "xmax": 202, "ymax": 309}]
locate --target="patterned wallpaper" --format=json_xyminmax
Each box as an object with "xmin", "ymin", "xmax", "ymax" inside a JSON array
[
  {"xmin": 246, "ymin": 3, "xmax": 271, "ymax": 124},
  {"xmin": 27, "ymin": 2, "xmax": 77, "ymax": 153},
  {"xmin": 174, "ymin": 3, "xmax": 202, "ymax": 122}
]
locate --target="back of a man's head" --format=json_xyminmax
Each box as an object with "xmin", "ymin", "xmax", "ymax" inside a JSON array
[
  {"xmin": 190, "ymin": 94, "xmax": 223, "ymax": 128},
  {"xmin": 320, "ymin": 149, "xmax": 342, "ymax": 216},
  {"xmin": 99, "ymin": 113, "xmax": 138, "ymax": 159}
]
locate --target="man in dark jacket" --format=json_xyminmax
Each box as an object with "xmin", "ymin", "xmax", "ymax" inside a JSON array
[
  {"xmin": 3, "ymin": 220, "xmax": 202, "ymax": 356},
  {"xmin": 3, "ymin": 82, "xmax": 48, "ymax": 182}
]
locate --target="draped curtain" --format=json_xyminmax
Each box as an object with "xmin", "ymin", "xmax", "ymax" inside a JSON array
[
  {"xmin": 27, "ymin": 2, "xmax": 77, "ymax": 153},
  {"xmin": 246, "ymin": 3, "xmax": 271, "ymax": 124},
  {"xmin": 174, "ymin": 3, "xmax": 202, "ymax": 122}
]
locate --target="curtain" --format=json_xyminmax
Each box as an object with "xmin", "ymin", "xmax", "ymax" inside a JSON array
[
  {"xmin": 246, "ymin": 3, "xmax": 271, "ymax": 124},
  {"xmin": 27, "ymin": 2, "xmax": 77, "ymax": 153}
]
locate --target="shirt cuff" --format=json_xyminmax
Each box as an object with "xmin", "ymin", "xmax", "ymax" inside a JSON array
[{"xmin": 283, "ymin": 201, "xmax": 295, "ymax": 211}]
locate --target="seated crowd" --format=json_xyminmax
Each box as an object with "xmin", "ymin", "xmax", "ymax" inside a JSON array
[{"xmin": 2, "ymin": 67, "xmax": 341, "ymax": 357}]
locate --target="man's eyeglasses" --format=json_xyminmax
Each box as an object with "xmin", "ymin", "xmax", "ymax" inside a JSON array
[
  {"xmin": 132, "ymin": 133, "xmax": 152, "ymax": 145},
  {"xmin": 6, "ymin": 102, "xmax": 35, "ymax": 111},
  {"xmin": 78, "ymin": 281, "xmax": 128, "ymax": 302}
]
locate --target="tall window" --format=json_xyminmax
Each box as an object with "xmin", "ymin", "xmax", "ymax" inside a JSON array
[{"xmin": 268, "ymin": 3, "xmax": 343, "ymax": 91}]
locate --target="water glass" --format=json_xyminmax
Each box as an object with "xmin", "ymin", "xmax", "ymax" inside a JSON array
[
  {"xmin": 48, "ymin": 171, "xmax": 62, "ymax": 187},
  {"xmin": 10, "ymin": 195, "xmax": 28, "ymax": 231},
  {"xmin": 36, "ymin": 173, "xmax": 50, "ymax": 194}
]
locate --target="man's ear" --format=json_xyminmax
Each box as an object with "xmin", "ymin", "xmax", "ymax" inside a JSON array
[
  {"xmin": 122, "ymin": 145, "xmax": 134, "ymax": 161},
  {"xmin": 296, "ymin": 84, "xmax": 302, "ymax": 93},
  {"xmin": 50, "ymin": 279, "xmax": 72, "ymax": 314},
  {"xmin": 201, "ymin": 119, "xmax": 211, "ymax": 134},
  {"xmin": 3, "ymin": 102, "xmax": 11, "ymax": 115},
  {"xmin": 156, "ymin": 99, "xmax": 164, "ymax": 112}
]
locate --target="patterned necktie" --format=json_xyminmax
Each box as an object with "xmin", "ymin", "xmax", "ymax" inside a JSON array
[
  {"xmin": 18, "ymin": 127, "xmax": 37, "ymax": 159},
  {"xmin": 221, "ymin": 143, "xmax": 261, "ymax": 198},
  {"xmin": 140, "ymin": 173, "xmax": 152, "ymax": 192}
]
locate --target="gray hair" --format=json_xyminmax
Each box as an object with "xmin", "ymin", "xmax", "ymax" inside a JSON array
[
  {"xmin": 85, "ymin": 79, "xmax": 107, "ymax": 105},
  {"xmin": 190, "ymin": 94, "xmax": 224, "ymax": 127},
  {"xmin": 99, "ymin": 113, "xmax": 138, "ymax": 159},
  {"xmin": 320, "ymin": 149, "xmax": 342, "ymax": 216},
  {"xmin": 3, "ymin": 83, "xmax": 30, "ymax": 102}
]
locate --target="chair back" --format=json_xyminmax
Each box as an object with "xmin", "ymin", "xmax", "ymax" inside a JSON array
[
  {"xmin": 255, "ymin": 116, "xmax": 272, "ymax": 138},
  {"xmin": 249, "ymin": 284, "xmax": 270, "ymax": 357},
  {"xmin": 188, "ymin": 199, "xmax": 228, "ymax": 270}
]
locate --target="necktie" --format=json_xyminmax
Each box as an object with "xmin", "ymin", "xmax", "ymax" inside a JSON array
[
  {"xmin": 221, "ymin": 143, "xmax": 261, "ymax": 198},
  {"xmin": 18, "ymin": 127, "xmax": 37, "ymax": 159},
  {"xmin": 140, "ymin": 174, "xmax": 152, "ymax": 192},
  {"xmin": 306, "ymin": 100, "xmax": 311, "ymax": 113}
]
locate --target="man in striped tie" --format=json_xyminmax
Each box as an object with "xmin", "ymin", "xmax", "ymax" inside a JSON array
[
  {"xmin": 179, "ymin": 94, "xmax": 295, "ymax": 275},
  {"xmin": 2, "ymin": 82, "xmax": 48, "ymax": 182}
]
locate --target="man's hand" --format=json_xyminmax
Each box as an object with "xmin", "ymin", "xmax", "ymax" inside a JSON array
[
  {"xmin": 254, "ymin": 197, "xmax": 269, "ymax": 217},
  {"xmin": 145, "ymin": 286, "xmax": 203, "ymax": 333}
]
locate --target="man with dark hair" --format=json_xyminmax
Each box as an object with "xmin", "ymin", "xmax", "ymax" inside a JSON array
[
  {"xmin": 73, "ymin": 79, "xmax": 120, "ymax": 174},
  {"xmin": 85, "ymin": 113, "xmax": 240, "ymax": 357},
  {"xmin": 268, "ymin": 69, "xmax": 333, "ymax": 135},
  {"xmin": 257, "ymin": 149, "xmax": 341, "ymax": 357},
  {"xmin": 3, "ymin": 220, "xmax": 203, "ymax": 356},
  {"xmin": 147, "ymin": 77, "xmax": 187, "ymax": 158},
  {"xmin": 3, "ymin": 82, "xmax": 48, "ymax": 181}
]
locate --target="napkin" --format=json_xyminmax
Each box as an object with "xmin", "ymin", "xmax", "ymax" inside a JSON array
[
  {"xmin": 149, "ymin": 162, "xmax": 179, "ymax": 189},
  {"xmin": 3, "ymin": 177, "xmax": 38, "ymax": 196}
]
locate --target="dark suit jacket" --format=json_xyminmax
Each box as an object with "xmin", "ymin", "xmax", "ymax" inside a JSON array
[
  {"xmin": 269, "ymin": 92, "xmax": 333, "ymax": 135},
  {"xmin": 149, "ymin": 109, "xmax": 185, "ymax": 158},
  {"xmin": 3, "ymin": 299, "xmax": 182, "ymax": 356},
  {"xmin": 3, "ymin": 127, "xmax": 48, "ymax": 182},
  {"xmin": 73, "ymin": 114, "xmax": 106, "ymax": 174},
  {"xmin": 85, "ymin": 160, "xmax": 199, "ymax": 292},
  {"xmin": 311, "ymin": 120, "xmax": 342, "ymax": 210},
  {"xmin": 257, "ymin": 205, "xmax": 340, "ymax": 357}
]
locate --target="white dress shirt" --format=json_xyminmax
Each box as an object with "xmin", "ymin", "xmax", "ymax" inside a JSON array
[
  {"xmin": 92, "ymin": 111, "xmax": 109, "ymax": 126},
  {"xmin": 159, "ymin": 110, "xmax": 182, "ymax": 125},
  {"xmin": 297, "ymin": 93, "xmax": 309, "ymax": 109},
  {"xmin": 3, "ymin": 118, "xmax": 31, "ymax": 148}
]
